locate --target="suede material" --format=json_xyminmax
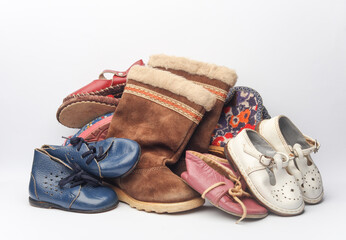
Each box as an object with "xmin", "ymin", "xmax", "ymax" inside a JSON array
[
  {"xmin": 114, "ymin": 166, "xmax": 199, "ymax": 203},
  {"xmin": 106, "ymin": 79, "xmax": 204, "ymax": 203},
  {"xmin": 154, "ymin": 67, "xmax": 233, "ymax": 177},
  {"xmin": 156, "ymin": 68, "xmax": 231, "ymax": 153}
]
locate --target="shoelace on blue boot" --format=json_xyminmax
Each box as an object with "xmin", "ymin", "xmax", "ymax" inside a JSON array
[
  {"xmin": 70, "ymin": 137, "xmax": 108, "ymax": 165},
  {"xmin": 59, "ymin": 162, "xmax": 101, "ymax": 188}
]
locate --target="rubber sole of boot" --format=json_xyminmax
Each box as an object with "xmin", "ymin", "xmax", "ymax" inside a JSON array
[
  {"xmin": 224, "ymin": 146, "xmax": 305, "ymax": 216},
  {"xmin": 111, "ymin": 186, "xmax": 205, "ymax": 213},
  {"xmin": 58, "ymin": 101, "xmax": 116, "ymax": 128},
  {"xmin": 29, "ymin": 197, "xmax": 119, "ymax": 213}
]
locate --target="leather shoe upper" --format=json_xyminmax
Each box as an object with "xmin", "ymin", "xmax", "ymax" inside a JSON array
[
  {"xmin": 29, "ymin": 150, "xmax": 118, "ymax": 212},
  {"xmin": 43, "ymin": 137, "xmax": 140, "ymax": 178}
]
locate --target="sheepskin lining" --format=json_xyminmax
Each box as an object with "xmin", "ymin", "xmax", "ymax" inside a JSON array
[
  {"xmin": 148, "ymin": 54, "xmax": 237, "ymax": 86},
  {"xmin": 127, "ymin": 65, "xmax": 216, "ymax": 111},
  {"xmin": 188, "ymin": 151, "xmax": 235, "ymax": 178}
]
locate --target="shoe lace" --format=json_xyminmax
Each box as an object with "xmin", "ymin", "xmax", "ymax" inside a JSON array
[
  {"xmin": 58, "ymin": 162, "xmax": 101, "ymax": 188},
  {"xmin": 201, "ymin": 174, "xmax": 250, "ymax": 224},
  {"xmin": 70, "ymin": 137, "xmax": 107, "ymax": 165},
  {"xmin": 227, "ymin": 174, "xmax": 251, "ymax": 223}
]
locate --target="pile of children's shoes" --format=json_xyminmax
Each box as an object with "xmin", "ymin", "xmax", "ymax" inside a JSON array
[{"xmin": 29, "ymin": 54, "xmax": 323, "ymax": 223}]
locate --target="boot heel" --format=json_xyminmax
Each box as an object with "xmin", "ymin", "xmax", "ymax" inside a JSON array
[{"xmin": 29, "ymin": 197, "xmax": 55, "ymax": 209}]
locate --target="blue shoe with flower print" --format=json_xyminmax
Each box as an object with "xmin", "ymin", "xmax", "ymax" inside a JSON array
[
  {"xmin": 29, "ymin": 149, "xmax": 118, "ymax": 212},
  {"xmin": 42, "ymin": 137, "xmax": 140, "ymax": 179}
]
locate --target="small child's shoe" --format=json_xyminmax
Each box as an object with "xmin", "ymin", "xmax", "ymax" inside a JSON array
[
  {"xmin": 42, "ymin": 137, "xmax": 140, "ymax": 179},
  {"xmin": 225, "ymin": 129, "xmax": 305, "ymax": 216},
  {"xmin": 57, "ymin": 60, "xmax": 144, "ymax": 128},
  {"xmin": 181, "ymin": 150, "xmax": 268, "ymax": 223},
  {"xmin": 257, "ymin": 115, "xmax": 323, "ymax": 204},
  {"xmin": 29, "ymin": 149, "xmax": 118, "ymax": 213}
]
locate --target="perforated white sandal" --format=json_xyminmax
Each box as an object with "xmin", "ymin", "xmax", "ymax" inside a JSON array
[
  {"xmin": 257, "ymin": 115, "xmax": 323, "ymax": 204},
  {"xmin": 225, "ymin": 129, "xmax": 305, "ymax": 216}
]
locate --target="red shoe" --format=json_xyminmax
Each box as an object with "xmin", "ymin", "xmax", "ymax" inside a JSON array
[
  {"xmin": 181, "ymin": 151, "xmax": 268, "ymax": 223},
  {"xmin": 57, "ymin": 60, "xmax": 144, "ymax": 128}
]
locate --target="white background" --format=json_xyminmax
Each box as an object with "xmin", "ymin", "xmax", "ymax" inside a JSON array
[{"xmin": 0, "ymin": 0, "xmax": 345, "ymax": 239}]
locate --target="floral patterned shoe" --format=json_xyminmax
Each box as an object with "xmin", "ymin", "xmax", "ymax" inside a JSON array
[
  {"xmin": 257, "ymin": 115, "xmax": 323, "ymax": 204},
  {"xmin": 209, "ymin": 86, "xmax": 271, "ymax": 157},
  {"xmin": 225, "ymin": 129, "xmax": 305, "ymax": 216},
  {"xmin": 181, "ymin": 151, "xmax": 268, "ymax": 223},
  {"xmin": 57, "ymin": 60, "xmax": 144, "ymax": 128}
]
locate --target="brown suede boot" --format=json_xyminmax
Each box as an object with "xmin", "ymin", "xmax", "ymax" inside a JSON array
[
  {"xmin": 148, "ymin": 54, "xmax": 237, "ymax": 175},
  {"xmin": 106, "ymin": 65, "xmax": 216, "ymax": 213}
]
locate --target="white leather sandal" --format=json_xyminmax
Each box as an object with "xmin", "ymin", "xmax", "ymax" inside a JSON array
[
  {"xmin": 257, "ymin": 115, "xmax": 323, "ymax": 204},
  {"xmin": 225, "ymin": 129, "xmax": 305, "ymax": 216}
]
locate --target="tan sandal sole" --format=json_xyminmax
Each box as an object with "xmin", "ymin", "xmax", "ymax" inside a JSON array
[
  {"xmin": 111, "ymin": 186, "xmax": 205, "ymax": 213},
  {"xmin": 58, "ymin": 101, "xmax": 115, "ymax": 128}
]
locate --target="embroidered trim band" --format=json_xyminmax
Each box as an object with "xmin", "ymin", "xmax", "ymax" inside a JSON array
[
  {"xmin": 125, "ymin": 84, "xmax": 203, "ymax": 124},
  {"xmin": 193, "ymin": 82, "xmax": 228, "ymax": 102}
]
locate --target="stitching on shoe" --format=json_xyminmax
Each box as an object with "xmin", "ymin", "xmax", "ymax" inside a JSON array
[
  {"xmin": 60, "ymin": 100, "xmax": 117, "ymax": 110},
  {"xmin": 64, "ymin": 84, "xmax": 126, "ymax": 101},
  {"xmin": 124, "ymin": 84, "xmax": 203, "ymax": 124},
  {"xmin": 94, "ymin": 158, "xmax": 103, "ymax": 178},
  {"xmin": 126, "ymin": 84, "xmax": 203, "ymax": 118},
  {"xmin": 69, "ymin": 185, "xmax": 82, "ymax": 209},
  {"xmin": 36, "ymin": 148, "xmax": 73, "ymax": 170},
  {"xmin": 192, "ymin": 81, "xmax": 227, "ymax": 102},
  {"xmin": 31, "ymin": 173, "xmax": 39, "ymax": 200},
  {"xmin": 132, "ymin": 166, "xmax": 166, "ymax": 174}
]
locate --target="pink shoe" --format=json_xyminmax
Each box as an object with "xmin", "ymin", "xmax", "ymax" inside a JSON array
[{"xmin": 181, "ymin": 151, "xmax": 268, "ymax": 223}]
